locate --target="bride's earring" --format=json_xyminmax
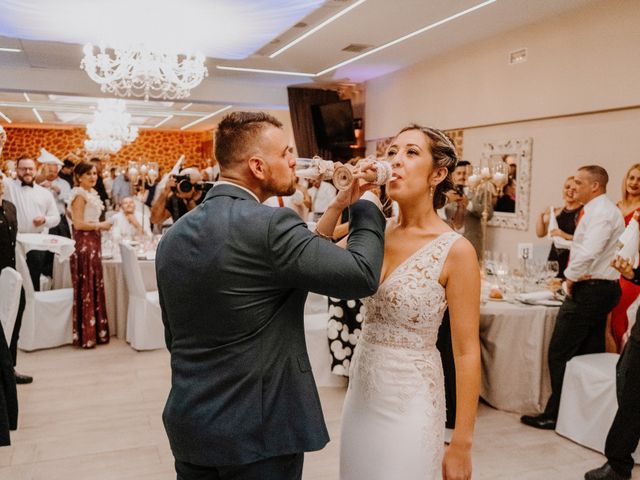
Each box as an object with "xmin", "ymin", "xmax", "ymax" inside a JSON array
[{"xmin": 429, "ymin": 185, "xmax": 435, "ymax": 197}]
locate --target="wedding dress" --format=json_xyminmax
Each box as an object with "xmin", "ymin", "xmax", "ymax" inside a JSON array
[{"xmin": 340, "ymin": 231, "xmax": 461, "ymax": 480}]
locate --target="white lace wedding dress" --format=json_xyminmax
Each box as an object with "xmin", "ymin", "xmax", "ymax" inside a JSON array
[{"xmin": 340, "ymin": 231, "xmax": 461, "ymax": 480}]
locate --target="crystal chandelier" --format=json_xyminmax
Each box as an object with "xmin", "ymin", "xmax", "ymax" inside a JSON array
[
  {"xmin": 84, "ymin": 99, "xmax": 138, "ymax": 154},
  {"xmin": 81, "ymin": 44, "xmax": 208, "ymax": 101}
]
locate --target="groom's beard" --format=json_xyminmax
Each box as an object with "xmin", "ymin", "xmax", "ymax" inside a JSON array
[{"xmin": 263, "ymin": 170, "xmax": 296, "ymax": 198}]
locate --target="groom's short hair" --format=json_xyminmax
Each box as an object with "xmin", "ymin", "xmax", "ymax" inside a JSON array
[{"xmin": 215, "ymin": 112, "xmax": 283, "ymax": 170}]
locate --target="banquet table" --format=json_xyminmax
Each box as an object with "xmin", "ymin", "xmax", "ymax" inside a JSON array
[
  {"xmin": 479, "ymin": 300, "xmax": 559, "ymax": 414},
  {"xmin": 52, "ymin": 257, "xmax": 157, "ymax": 339}
]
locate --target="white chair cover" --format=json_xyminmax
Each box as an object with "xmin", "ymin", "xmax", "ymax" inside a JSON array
[
  {"xmin": 556, "ymin": 353, "xmax": 639, "ymax": 463},
  {"xmin": 119, "ymin": 243, "xmax": 164, "ymax": 350},
  {"xmin": 15, "ymin": 246, "xmax": 72, "ymax": 351},
  {"xmin": 0, "ymin": 267, "xmax": 22, "ymax": 346}
]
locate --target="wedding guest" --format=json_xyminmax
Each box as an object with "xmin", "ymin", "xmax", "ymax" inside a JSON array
[
  {"xmin": 494, "ymin": 177, "xmax": 516, "ymax": 212},
  {"xmin": 308, "ymin": 178, "xmax": 337, "ymax": 222},
  {"xmin": 0, "ymin": 173, "xmax": 30, "ymax": 385},
  {"xmin": 150, "ymin": 167, "xmax": 205, "ymax": 225},
  {"xmin": 68, "ymin": 162, "xmax": 111, "ymax": 348},
  {"xmin": 58, "ymin": 159, "xmax": 75, "ymax": 188},
  {"xmin": 111, "ymin": 171, "xmax": 132, "ymax": 207},
  {"xmin": 111, "ymin": 196, "xmax": 151, "ymax": 239},
  {"xmin": 0, "ymin": 173, "xmax": 18, "ymax": 441},
  {"xmin": 535, "ymin": 176, "xmax": 582, "ymax": 278},
  {"xmin": 585, "ymin": 255, "xmax": 640, "ymax": 480},
  {"xmin": 609, "ymin": 163, "xmax": 640, "ymax": 352},
  {"xmin": 89, "ymin": 157, "xmax": 109, "ymax": 212},
  {"xmin": 521, "ymin": 165, "xmax": 624, "ymax": 430},
  {"xmin": 2, "ymin": 156, "xmax": 59, "ymax": 291},
  {"xmin": 442, "ymin": 160, "xmax": 493, "ymax": 257}
]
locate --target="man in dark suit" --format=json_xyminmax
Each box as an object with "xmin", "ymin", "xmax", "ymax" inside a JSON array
[{"xmin": 156, "ymin": 111, "xmax": 385, "ymax": 480}]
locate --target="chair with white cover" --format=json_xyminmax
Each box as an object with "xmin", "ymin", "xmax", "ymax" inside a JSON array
[
  {"xmin": 556, "ymin": 353, "xmax": 639, "ymax": 463},
  {"xmin": 15, "ymin": 247, "xmax": 73, "ymax": 351},
  {"xmin": 0, "ymin": 267, "xmax": 22, "ymax": 347},
  {"xmin": 119, "ymin": 243, "xmax": 164, "ymax": 350}
]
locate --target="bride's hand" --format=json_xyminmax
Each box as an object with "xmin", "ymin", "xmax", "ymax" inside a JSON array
[
  {"xmin": 331, "ymin": 164, "xmax": 376, "ymax": 210},
  {"xmin": 442, "ymin": 443, "xmax": 472, "ymax": 480}
]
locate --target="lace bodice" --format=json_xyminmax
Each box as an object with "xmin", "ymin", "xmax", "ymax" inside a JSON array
[
  {"xmin": 361, "ymin": 231, "xmax": 460, "ymax": 351},
  {"xmin": 69, "ymin": 187, "xmax": 104, "ymax": 223}
]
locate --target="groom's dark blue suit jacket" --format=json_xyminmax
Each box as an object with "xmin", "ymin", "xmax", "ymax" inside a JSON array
[{"xmin": 156, "ymin": 184, "xmax": 385, "ymax": 466}]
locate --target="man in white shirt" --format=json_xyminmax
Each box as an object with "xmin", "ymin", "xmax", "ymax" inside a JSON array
[
  {"xmin": 522, "ymin": 165, "xmax": 624, "ymax": 430},
  {"xmin": 3, "ymin": 157, "xmax": 60, "ymax": 292},
  {"xmin": 308, "ymin": 179, "xmax": 337, "ymax": 222},
  {"xmin": 111, "ymin": 196, "xmax": 152, "ymax": 239}
]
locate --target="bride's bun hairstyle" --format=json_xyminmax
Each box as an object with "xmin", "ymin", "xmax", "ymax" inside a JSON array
[{"xmin": 397, "ymin": 125, "xmax": 459, "ymax": 209}]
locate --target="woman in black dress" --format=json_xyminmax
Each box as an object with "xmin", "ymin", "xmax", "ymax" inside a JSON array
[{"xmin": 536, "ymin": 176, "xmax": 582, "ymax": 277}]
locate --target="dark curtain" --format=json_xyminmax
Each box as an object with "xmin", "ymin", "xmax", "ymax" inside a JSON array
[{"xmin": 287, "ymin": 87, "xmax": 339, "ymax": 160}]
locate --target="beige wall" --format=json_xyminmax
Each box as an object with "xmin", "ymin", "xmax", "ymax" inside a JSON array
[{"xmin": 365, "ymin": 0, "xmax": 640, "ymax": 259}]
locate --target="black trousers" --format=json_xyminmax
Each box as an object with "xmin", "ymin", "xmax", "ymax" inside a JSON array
[
  {"xmin": 604, "ymin": 320, "xmax": 640, "ymax": 477},
  {"xmin": 9, "ymin": 289, "xmax": 25, "ymax": 367},
  {"xmin": 544, "ymin": 280, "xmax": 621, "ymax": 418},
  {"xmin": 25, "ymin": 250, "xmax": 48, "ymax": 292},
  {"xmin": 44, "ymin": 215, "xmax": 72, "ymax": 278},
  {"xmin": 175, "ymin": 453, "xmax": 304, "ymax": 480},
  {"xmin": 437, "ymin": 309, "xmax": 456, "ymax": 429}
]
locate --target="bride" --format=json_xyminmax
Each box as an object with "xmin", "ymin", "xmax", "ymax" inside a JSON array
[{"xmin": 322, "ymin": 125, "xmax": 481, "ymax": 479}]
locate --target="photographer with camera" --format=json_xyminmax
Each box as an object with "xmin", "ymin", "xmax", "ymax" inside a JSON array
[
  {"xmin": 150, "ymin": 167, "xmax": 209, "ymax": 226},
  {"xmin": 441, "ymin": 160, "xmax": 493, "ymax": 258}
]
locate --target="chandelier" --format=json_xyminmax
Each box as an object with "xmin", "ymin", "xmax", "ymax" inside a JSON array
[
  {"xmin": 81, "ymin": 44, "xmax": 208, "ymax": 101},
  {"xmin": 84, "ymin": 99, "xmax": 138, "ymax": 154}
]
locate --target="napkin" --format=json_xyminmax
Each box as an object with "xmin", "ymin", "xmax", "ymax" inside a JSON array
[
  {"xmin": 617, "ymin": 211, "xmax": 640, "ymax": 267},
  {"xmin": 548, "ymin": 206, "xmax": 572, "ymax": 250},
  {"xmin": 514, "ymin": 290, "xmax": 560, "ymax": 305}
]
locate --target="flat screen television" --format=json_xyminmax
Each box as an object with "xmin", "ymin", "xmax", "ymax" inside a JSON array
[{"xmin": 312, "ymin": 100, "xmax": 356, "ymax": 148}]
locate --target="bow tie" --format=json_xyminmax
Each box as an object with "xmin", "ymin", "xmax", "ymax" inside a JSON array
[{"xmin": 21, "ymin": 182, "xmax": 34, "ymax": 188}]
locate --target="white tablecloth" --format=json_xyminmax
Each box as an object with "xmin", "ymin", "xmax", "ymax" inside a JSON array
[
  {"xmin": 480, "ymin": 300, "xmax": 559, "ymax": 414},
  {"xmin": 52, "ymin": 258, "xmax": 157, "ymax": 338},
  {"xmin": 16, "ymin": 233, "xmax": 75, "ymax": 261}
]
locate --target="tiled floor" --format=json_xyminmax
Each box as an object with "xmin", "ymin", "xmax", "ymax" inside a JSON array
[{"xmin": 0, "ymin": 339, "xmax": 637, "ymax": 479}]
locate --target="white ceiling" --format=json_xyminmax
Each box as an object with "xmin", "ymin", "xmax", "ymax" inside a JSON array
[{"xmin": 0, "ymin": 0, "xmax": 600, "ymax": 130}]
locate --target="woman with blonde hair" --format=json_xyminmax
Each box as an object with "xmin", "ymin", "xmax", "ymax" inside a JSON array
[{"xmin": 609, "ymin": 163, "xmax": 640, "ymax": 351}]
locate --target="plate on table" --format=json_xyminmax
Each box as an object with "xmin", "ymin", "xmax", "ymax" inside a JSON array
[
  {"xmin": 487, "ymin": 297, "xmax": 505, "ymax": 302},
  {"xmin": 102, "ymin": 253, "xmax": 113, "ymax": 260}
]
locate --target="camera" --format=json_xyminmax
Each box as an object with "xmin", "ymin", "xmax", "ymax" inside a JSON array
[{"xmin": 171, "ymin": 174, "xmax": 213, "ymax": 194}]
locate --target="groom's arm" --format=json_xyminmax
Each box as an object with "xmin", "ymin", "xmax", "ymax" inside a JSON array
[{"xmin": 268, "ymin": 200, "xmax": 385, "ymax": 299}]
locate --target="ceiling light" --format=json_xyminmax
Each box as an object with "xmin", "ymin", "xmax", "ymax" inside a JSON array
[
  {"xmin": 218, "ymin": 0, "xmax": 496, "ymax": 79},
  {"xmin": 0, "ymin": 111, "xmax": 12, "ymax": 123},
  {"xmin": 180, "ymin": 103, "xmax": 193, "ymax": 111},
  {"xmin": 0, "ymin": 47, "xmax": 21, "ymax": 53},
  {"xmin": 81, "ymin": 44, "xmax": 208, "ymax": 101},
  {"xmin": 32, "ymin": 108, "xmax": 43, "ymax": 123},
  {"xmin": 216, "ymin": 65, "xmax": 316, "ymax": 77},
  {"xmin": 269, "ymin": 0, "xmax": 367, "ymax": 58},
  {"xmin": 153, "ymin": 115, "xmax": 173, "ymax": 128},
  {"xmin": 316, "ymin": 0, "xmax": 497, "ymax": 76},
  {"xmin": 84, "ymin": 99, "xmax": 138, "ymax": 154},
  {"xmin": 180, "ymin": 105, "xmax": 232, "ymax": 131},
  {"xmin": 23, "ymin": 92, "xmax": 31, "ymax": 102}
]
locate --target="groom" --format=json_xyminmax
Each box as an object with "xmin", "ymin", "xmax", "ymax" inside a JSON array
[{"xmin": 156, "ymin": 111, "xmax": 386, "ymax": 480}]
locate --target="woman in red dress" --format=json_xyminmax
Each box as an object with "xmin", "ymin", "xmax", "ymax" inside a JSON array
[
  {"xmin": 69, "ymin": 162, "xmax": 112, "ymax": 348},
  {"xmin": 609, "ymin": 163, "xmax": 640, "ymax": 352}
]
